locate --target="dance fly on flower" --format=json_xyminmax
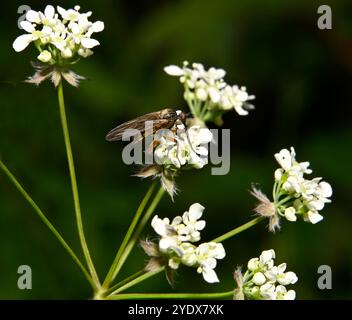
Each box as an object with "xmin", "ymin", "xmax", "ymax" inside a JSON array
[{"xmin": 105, "ymin": 108, "xmax": 188, "ymax": 143}]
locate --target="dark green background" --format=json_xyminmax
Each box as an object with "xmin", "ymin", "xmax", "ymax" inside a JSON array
[{"xmin": 0, "ymin": 0, "xmax": 351, "ymax": 299}]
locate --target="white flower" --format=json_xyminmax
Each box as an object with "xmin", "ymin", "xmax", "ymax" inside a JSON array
[
  {"xmin": 276, "ymin": 286, "xmax": 296, "ymax": 300},
  {"xmin": 164, "ymin": 65, "xmax": 185, "ymax": 76},
  {"xmin": 37, "ymin": 50, "xmax": 52, "ymax": 63},
  {"xmin": 277, "ymin": 271, "xmax": 298, "ymax": 285},
  {"xmin": 260, "ymin": 249, "xmax": 275, "ymax": 265},
  {"xmin": 274, "ymin": 148, "xmax": 295, "ymax": 171},
  {"xmin": 149, "ymin": 205, "xmax": 225, "ymax": 284},
  {"xmin": 303, "ymin": 210, "xmax": 324, "ymax": 224},
  {"xmin": 220, "ymin": 85, "xmax": 255, "ymax": 115},
  {"xmin": 247, "ymin": 258, "xmax": 260, "ymax": 271},
  {"xmin": 237, "ymin": 249, "xmax": 298, "ymax": 300},
  {"xmin": 252, "ymin": 272, "xmax": 266, "ymax": 285},
  {"xmin": 259, "ymin": 283, "xmax": 277, "ymax": 300},
  {"xmin": 181, "ymin": 203, "xmax": 206, "ymax": 242},
  {"xmin": 196, "ymin": 242, "xmax": 225, "ymax": 283},
  {"xmin": 284, "ymin": 207, "xmax": 297, "ymax": 222},
  {"xmin": 13, "ymin": 5, "xmax": 104, "ymax": 62},
  {"xmin": 151, "ymin": 215, "xmax": 180, "ymax": 252},
  {"xmin": 272, "ymin": 147, "xmax": 332, "ymax": 227},
  {"xmin": 154, "ymin": 123, "xmax": 212, "ymax": 171},
  {"xmin": 164, "ymin": 61, "xmax": 254, "ymax": 121},
  {"xmin": 179, "ymin": 243, "xmax": 198, "ymax": 266}
]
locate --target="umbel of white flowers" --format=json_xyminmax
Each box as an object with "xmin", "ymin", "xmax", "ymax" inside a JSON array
[
  {"xmin": 164, "ymin": 61, "xmax": 255, "ymax": 124},
  {"xmin": 12, "ymin": 5, "xmax": 104, "ymax": 86},
  {"xmin": 251, "ymin": 147, "xmax": 332, "ymax": 232},
  {"xmin": 234, "ymin": 249, "xmax": 298, "ymax": 300},
  {"xmin": 141, "ymin": 203, "xmax": 225, "ymax": 284},
  {"xmin": 135, "ymin": 117, "xmax": 212, "ymax": 199}
]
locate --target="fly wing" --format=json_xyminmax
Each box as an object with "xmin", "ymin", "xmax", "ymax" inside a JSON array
[{"xmin": 105, "ymin": 111, "xmax": 172, "ymax": 142}]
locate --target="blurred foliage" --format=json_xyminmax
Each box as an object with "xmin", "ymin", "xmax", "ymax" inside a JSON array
[{"xmin": 0, "ymin": 0, "xmax": 351, "ymax": 299}]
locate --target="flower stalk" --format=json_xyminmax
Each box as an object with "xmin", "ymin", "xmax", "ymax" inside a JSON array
[
  {"xmin": 212, "ymin": 216, "xmax": 264, "ymax": 243},
  {"xmin": 108, "ymin": 290, "xmax": 234, "ymax": 300},
  {"xmin": 57, "ymin": 81, "xmax": 100, "ymax": 289},
  {"xmin": 102, "ymin": 182, "xmax": 157, "ymax": 289},
  {"xmin": 103, "ymin": 186, "xmax": 165, "ymax": 290}
]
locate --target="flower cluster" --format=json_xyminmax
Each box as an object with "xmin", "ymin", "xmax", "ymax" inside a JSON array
[
  {"xmin": 164, "ymin": 61, "xmax": 255, "ymax": 124},
  {"xmin": 136, "ymin": 119, "xmax": 212, "ymax": 199},
  {"xmin": 274, "ymin": 147, "xmax": 332, "ymax": 224},
  {"xmin": 13, "ymin": 5, "xmax": 104, "ymax": 62},
  {"xmin": 252, "ymin": 147, "xmax": 332, "ymax": 231},
  {"xmin": 154, "ymin": 124, "xmax": 212, "ymax": 169},
  {"xmin": 13, "ymin": 5, "xmax": 104, "ymax": 86},
  {"xmin": 234, "ymin": 249, "xmax": 298, "ymax": 300},
  {"xmin": 143, "ymin": 203, "xmax": 225, "ymax": 283}
]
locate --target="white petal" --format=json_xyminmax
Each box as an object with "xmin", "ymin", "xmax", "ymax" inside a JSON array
[
  {"xmin": 26, "ymin": 10, "xmax": 41, "ymax": 23},
  {"xmin": 194, "ymin": 220, "xmax": 206, "ymax": 231},
  {"xmin": 197, "ymin": 128, "xmax": 213, "ymax": 143},
  {"xmin": 307, "ymin": 211, "xmax": 324, "ymax": 224},
  {"xmin": 196, "ymin": 146, "xmax": 209, "ymax": 156},
  {"xmin": 274, "ymin": 149, "xmax": 292, "ymax": 171},
  {"xmin": 90, "ymin": 21, "xmax": 104, "ymax": 32},
  {"xmin": 188, "ymin": 203, "xmax": 205, "ymax": 221},
  {"xmin": 61, "ymin": 47, "xmax": 73, "ymax": 58},
  {"xmin": 260, "ymin": 249, "xmax": 276, "ymax": 264},
  {"xmin": 196, "ymin": 88, "xmax": 208, "ymax": 100},
  {"xmin": 168, "ymin": 258, "xmax": 180, "ymax": 270},
  {"xmin": 213, "ymin": 243, "xmax": 226, "ymax": 259},
  {"xmin": 277, "ymin": 263, "xmax": 287, "ymax": 273},
  {"xmin": 202, "ymin": 268, "xmax": 219, "ymax": 283},
  {"xmin": 164, "ymin": 65, "xmax": 184, "ymax": 76},
  {"xmin": 81, "ymin": 38, "xmax": 100, "ymax": 48},
  {"xmin": 57, "ymin": 6, "xmax": 67, "ymax": 18},
  {"xmin": 20, "ymin": 21, "xmax": 35, "ymax": 33},
  {"xmin": 247, "ymin": 258, "xmax": 259, "ymax": 271},
  {"xmin": 44, "ymin": 5, "xmax": 55, "ymax": 19},
  {"xmin": 234, "ymin": 105, "xmax": 249, "ymax": 116},
  {"xmin": 308, "ymin": 200, "xmax": 325, "ymax": 211},
  {"xmin": 69, "ymin": 22, "xmax": 80, "ymax": 35},
  {"xmin": 12, "ymin": 34, "xmax": 34, "ymax": 52},
  {"xmin": 208, "ymin": 87, "xmax": 220, "ymax": 103},
  {"xmin": 37, "ymin": 50, "xmax": 52, "ymax": 63},
  {"xmin": 159, "ymin": 238, "xmax": 174, "ymax": 251},
  {"xmin": 284, "ymin": 290, "xmax": 296, "ymax": 300},
  {"xmin": 252, "ymin": 272, "xmax": 266, "ymax": 285},
  {"xmin": 201, "ymin": 257, "xmax": 217, "ymax": 269},
  {"xmin": 318, "ymin": 181, "xmax": 333, "ymax": 198},
  {"xmin": 151, "ymin": 216, "xmax": 168, "ymax": 236},
  {"xmin": 274, "ymin": 168, "xmax": 283, "ymax": 181},
  {"xmin": 284, "ymin": 207, "xmax": 297, "ymax": 222},
  {"xmin": 277, "ymin": 271, "xmax": 298, "ymax": 285},
  {"xmin": 286, "ymin": 271, "xmax": 298, "ymax": 284}
]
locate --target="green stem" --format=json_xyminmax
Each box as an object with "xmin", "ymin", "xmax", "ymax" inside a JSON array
[
  {"xmin": 211, "ymin": 216, "xmax": 264, "ymax": 243},
  {"xmin": 0, "ymin": 160, "xmax": 95, "ymax": 290},
  {"xmin": 276, "ymin": 195, "xmax": 292, "ymax": 206},
  {"xmin": 102, "ymin": 182, "xmax": 156, "ymax": 289},
  {"xmin": 109, "ymin": 290, "xmax": 234, "ymax": 300},
  {"xmin": 106, "ymin": 186, "xmax": 165, "ymax": 286},
  {"xmin": 109, "ymin": 267, "xmax": 165, "ymax": 296},
  {"xmin": 103, "ymin": 269, "xmax": 145, "ymax": 297},
  {"xmin": 57, "ymin": 81, "xmax": 100, "ymax": 288}
]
